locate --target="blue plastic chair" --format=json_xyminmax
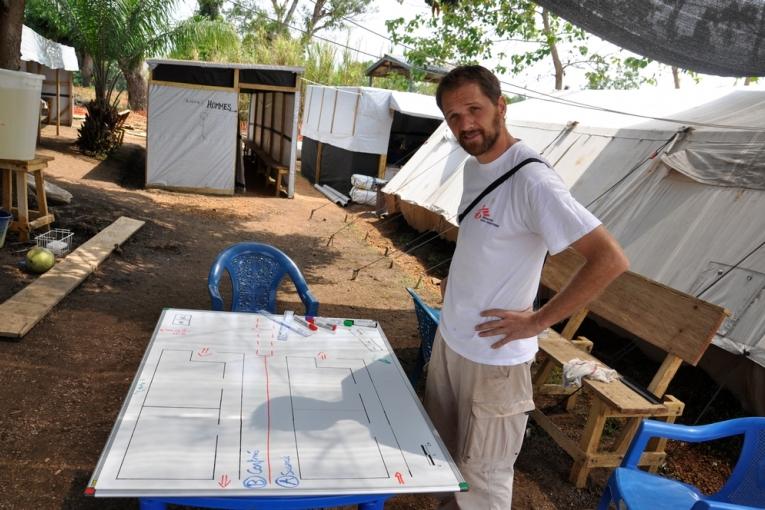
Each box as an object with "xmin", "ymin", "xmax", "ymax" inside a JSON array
[
  {"xmin": 208, "ymin": 242, "xmax": 318, "ymax": 316},
  {"xmin": 598, "ymin": 417, "xmax": 765, "ymax": 510},
  {"xmin": 405, "ymin": 287, "xmax": 441, "ymax": 385}
]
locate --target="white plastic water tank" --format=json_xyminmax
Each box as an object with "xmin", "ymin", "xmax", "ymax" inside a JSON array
[{"xmin": 0, "ymin": 68, "xmax": 44, "ymax": 161}]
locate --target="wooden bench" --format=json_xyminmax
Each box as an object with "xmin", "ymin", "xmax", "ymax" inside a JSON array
[
  {"xmin": 244, "ymin": 140, "xmax": 288, "ymax": 197},
  {"xmin": 532, "ymin": 248, "xmax": 729, "ymax": 488}
]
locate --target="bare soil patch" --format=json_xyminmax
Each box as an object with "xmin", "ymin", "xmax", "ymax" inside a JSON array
[{"xmin": 0, "ymin": 123, "xmax": 743, "ymax": 509}]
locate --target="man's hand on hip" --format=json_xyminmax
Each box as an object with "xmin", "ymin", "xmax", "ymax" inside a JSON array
[{"xmin": 476, "ymin": 308, "xmax": 541, "ymax": 349}]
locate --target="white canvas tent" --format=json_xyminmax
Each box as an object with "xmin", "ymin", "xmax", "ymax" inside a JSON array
[
  {"xmin": 145, "ymin": 59, "xmax": 303, "ymax": 196},
  {"xmin": 20, "ymin": 25, "xmax": 79, "ymax": 131},
  {"xmin": 384, "ymin": 88, "xmax": 765, "ymax": 414},
  {"xmin": 300, "ymin": 85, "xmax": 443, "ymax": 195}
]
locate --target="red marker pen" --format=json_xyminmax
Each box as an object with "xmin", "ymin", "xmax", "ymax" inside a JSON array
[{"xmin": 294, "ymin": 316, "xmax": 318, "ymax": 331}]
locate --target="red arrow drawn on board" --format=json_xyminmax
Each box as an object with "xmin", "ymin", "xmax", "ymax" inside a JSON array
[
  {"xmin": 198, "ymin": 347, "xmax": 211, "ymax": 357},
  {"xmin": 218, "ymin": 474, "xmax": 231, "ymax": 488},
  {"xmin": 395, "ymin": 472, "xmax": 404, "ymax": 484}
]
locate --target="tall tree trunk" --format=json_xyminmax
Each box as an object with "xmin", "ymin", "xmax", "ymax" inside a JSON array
[
  {"xmin": 671, "ymin": 66, "xmax": 680, "ymax": 88},
  {"xmin": 306, "ymin": 0, "xmax": 326, "ymax": 40},
  {"xmin": 120, "ymin": 63, "xmax": 146, "ymax": 111},
  {"xmin": 0, "ymin": 0, "xmax": 25, "ymax": 70},
  {"xmin": 542, "ymin": 9, "xmax": 564, "ymax": 90},
  {"xmin": 80, "ymin": 52, "xmax": 94, "ymax": 87}
]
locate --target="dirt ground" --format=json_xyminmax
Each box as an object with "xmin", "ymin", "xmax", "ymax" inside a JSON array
[{"xmin": 0, "ymin": 123, "xmax": 742, "ymax": 509}]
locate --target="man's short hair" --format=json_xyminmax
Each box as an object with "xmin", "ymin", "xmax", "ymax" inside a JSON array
[{"xmin": 435, "ymin": 65, "xmax": 502, "ymax": 111}]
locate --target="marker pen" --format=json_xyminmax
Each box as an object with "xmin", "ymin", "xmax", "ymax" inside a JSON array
[
  {"xmin": 346, "ymin": 319, "xmax": 378, "ymax": 328},
  {"xmin": 293, "ymin": 315, "xmax": 318, "ymax": 331},
  {"xmin": 311, "ymin": 318, "xmax": 337, "ymax": 332}
]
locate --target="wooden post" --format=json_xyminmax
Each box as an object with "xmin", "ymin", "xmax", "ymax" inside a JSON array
[
  {"xmin": 315, "ymin": 141, "xmax": 324, "ymax": 184},
  {"xmin": 279, "ymin": 92, "xmax": 286, "ymax": 164},
  {"xmin": 377, "ymin": 154, "xmax": 387, "ymax": 179},
  {"xmin": 55, "ymin": 69, "xmax": 60, "ymax": 136}
]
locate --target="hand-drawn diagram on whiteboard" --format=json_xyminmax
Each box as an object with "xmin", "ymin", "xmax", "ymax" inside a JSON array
[{"xmin": 88, "ymin": 309, "xmax": 464, "ymax": 498}]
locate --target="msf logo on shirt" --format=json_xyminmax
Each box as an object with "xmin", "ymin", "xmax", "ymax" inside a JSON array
[{"xmin": 474, "ymin": 204, "xmax": 499, "ymax": 227}]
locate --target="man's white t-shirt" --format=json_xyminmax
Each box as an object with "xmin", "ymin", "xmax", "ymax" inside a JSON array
[{"xmin": 440, "ymin": 141, "xmax": 601, "ymax": 366}]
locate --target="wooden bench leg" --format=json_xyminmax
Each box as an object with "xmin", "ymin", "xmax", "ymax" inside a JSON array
[
  {"xmin": 532, "ymin": 355, "xmax": 556, "ymax": 391},
  {"xmin": 569, "ymin": 400, "xmax": 608, "ymax": 488}
]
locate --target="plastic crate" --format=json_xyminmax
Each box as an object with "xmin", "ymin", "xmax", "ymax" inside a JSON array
[{"xmin": 35, "ymin": 228, "xmax": 73, "ymax": 256}]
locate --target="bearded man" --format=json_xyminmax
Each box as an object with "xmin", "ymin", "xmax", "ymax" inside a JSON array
[{"xmin": 426, "ymin": 65, "xmax": 629, "ymax": 509}]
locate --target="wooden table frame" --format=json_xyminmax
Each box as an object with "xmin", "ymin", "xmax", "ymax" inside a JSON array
[{"xmin": 0, "ymin": 154, "xmax": 55, "ymax": 242}]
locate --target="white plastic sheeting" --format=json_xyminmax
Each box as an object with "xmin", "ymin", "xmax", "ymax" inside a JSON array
[
  {"xmin": 20, "ymin": 25, "xmax": 78, "ymax": 71},
  {"xmin": 301, "ymin": 85, "xmax": 441, "ymax": 155},
  {"xmin": 384, "ymin": 88, "xmax": 765, "ymax": 412},
  {"xmin": 146, "ymin": 84, "xmax": 238, "ymax": 194}
]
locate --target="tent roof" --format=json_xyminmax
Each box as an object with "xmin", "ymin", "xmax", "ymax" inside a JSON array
[
  {"xmin": 387, "ymin": 89, "xmax": 443, "ymax": 120},
  {"xmin": 508, "ymin": 88, "xmax": 765, "ymax": 133},
  {"xmin": 21, "ymin": 25, "xmax": 78, "ymax": 71},
  {"xmin": 146, "ymin": 59, "xmax": 304, "ymax": 74},
  {"xmin": 365, "ymin": 54, "xmax": 451, "ymax": 83},
  {"xmin": 536, "ymin": 0, "xmax": 765, "ymax": 77}
]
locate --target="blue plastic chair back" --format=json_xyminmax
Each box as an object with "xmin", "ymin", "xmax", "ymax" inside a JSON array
[
  {"xmin": 208, "ymin": 242, "xmax": 318, "ymax": 316},
  {"xmin": 599, "ymin": 417, "xmax": 765, "ymax": 510},
  {"xmin": 406, "ymin": 287, "xmax": 441, "ymax": 385}
]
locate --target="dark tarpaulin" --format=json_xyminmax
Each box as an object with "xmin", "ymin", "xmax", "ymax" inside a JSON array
[{"xmin": 535, "ymin": 0, "xmax": 765, "ymax": 77}]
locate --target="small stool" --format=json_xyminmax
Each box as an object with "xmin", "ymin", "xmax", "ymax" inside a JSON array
[{"xmin": 0, "ymin": 154, "xmax": 55, "ymax": 242}]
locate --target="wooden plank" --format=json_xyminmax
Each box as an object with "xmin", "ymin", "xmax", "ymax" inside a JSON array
[
  {"xmin": 238, "ymin": 83, "xmax": 297, "ymax": 93},
  {"xmin": 542, "ymin": 248, "xmax": 729, "ymax": 365},
  {"xmin": 151, "ymin": 80, "xmax": 235, "ymax": 92},
  {"xmin": 540, "ymin": 331, "xmax": 670, "ymax": 413},
  {"xmin": 570, "ymin": 400, "xmax": 608, "ymax": 487},
  {"xmin": 0, "ymin": 217, "xmax": 145, "ymax": 338}
]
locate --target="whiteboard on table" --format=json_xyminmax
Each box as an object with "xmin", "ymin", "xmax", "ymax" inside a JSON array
[{"xmin": 88, "ymin": 308, "xmax": 464, "ymax": 497}]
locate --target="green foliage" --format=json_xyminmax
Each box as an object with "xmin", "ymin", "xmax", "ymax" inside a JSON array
[
  {"xmin": 170, "ymin": 16, "xmax": 241, "ymax": 62},
  {"xmin": 76, "ymin": 99, "xmax": 123, "ymax": 157},
  {"xmin": 584, "ymin": 54, "xmax": 656, "ymax": 90},
  {"xmin": 197, "ymin": 0, "xmax": 224, "ymax": 19},
  {"xmin": 387, "ymin": 0, "xmax": 653, "ymax": 90},
  {"xmin": 226, "ymin": 0, "xmax": 373, "ymax": 43}
]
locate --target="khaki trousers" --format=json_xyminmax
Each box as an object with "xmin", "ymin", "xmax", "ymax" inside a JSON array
[{"xmin": 424, "ymin": 330, "xmax": 534, "ymax": 510}]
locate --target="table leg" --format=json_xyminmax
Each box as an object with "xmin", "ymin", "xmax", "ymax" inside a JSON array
[
  {"xmin": 1, "ymin": 169, "xmax": 11, "ymax": 211},
  {"xmin": 33, "ymin": 169, "xmax": 50, "ymax": 219},
  {"xmin": 139, "ymin": 499, "xmax": 167, "ymax": 510},
  {"xmin": 14, "ymin": 170, "xmax": 29, "ymax": 241}
]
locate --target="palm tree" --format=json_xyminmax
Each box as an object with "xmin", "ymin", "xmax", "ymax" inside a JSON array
[{"xmin": 43, "ymin": 0, "xmax": 238, "ymax": 155}]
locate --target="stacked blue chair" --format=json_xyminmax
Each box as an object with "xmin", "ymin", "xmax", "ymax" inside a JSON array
[
  {"xmin": 599, "ymin": 417, "xmax": 765, "ymax": 510},
  {"xmin": 208, "ymin": 242, "xmax": 318, "ymax": 316},
  {"xmin": 405, "ymin": 287, "xmax": 441, "ymax": 385}
]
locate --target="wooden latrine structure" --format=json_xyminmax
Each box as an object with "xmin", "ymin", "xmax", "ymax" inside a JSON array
[
  {"xmin": 20, "ymin": 25, "xmax": 78, "ymax": 133},
  {"xmin": 145, "ymin": 59, "xmax": 303, "ymax": 196}
]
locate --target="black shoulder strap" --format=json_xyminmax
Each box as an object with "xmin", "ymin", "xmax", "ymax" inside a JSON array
[{"xmin": 458, "ymin": 157, "xmax": 544, "ymax": 224}]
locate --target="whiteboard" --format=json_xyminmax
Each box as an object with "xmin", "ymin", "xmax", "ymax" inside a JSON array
[{"xmin": 88, "ymin": 309, "xmax": 464, "ymax": 497}]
